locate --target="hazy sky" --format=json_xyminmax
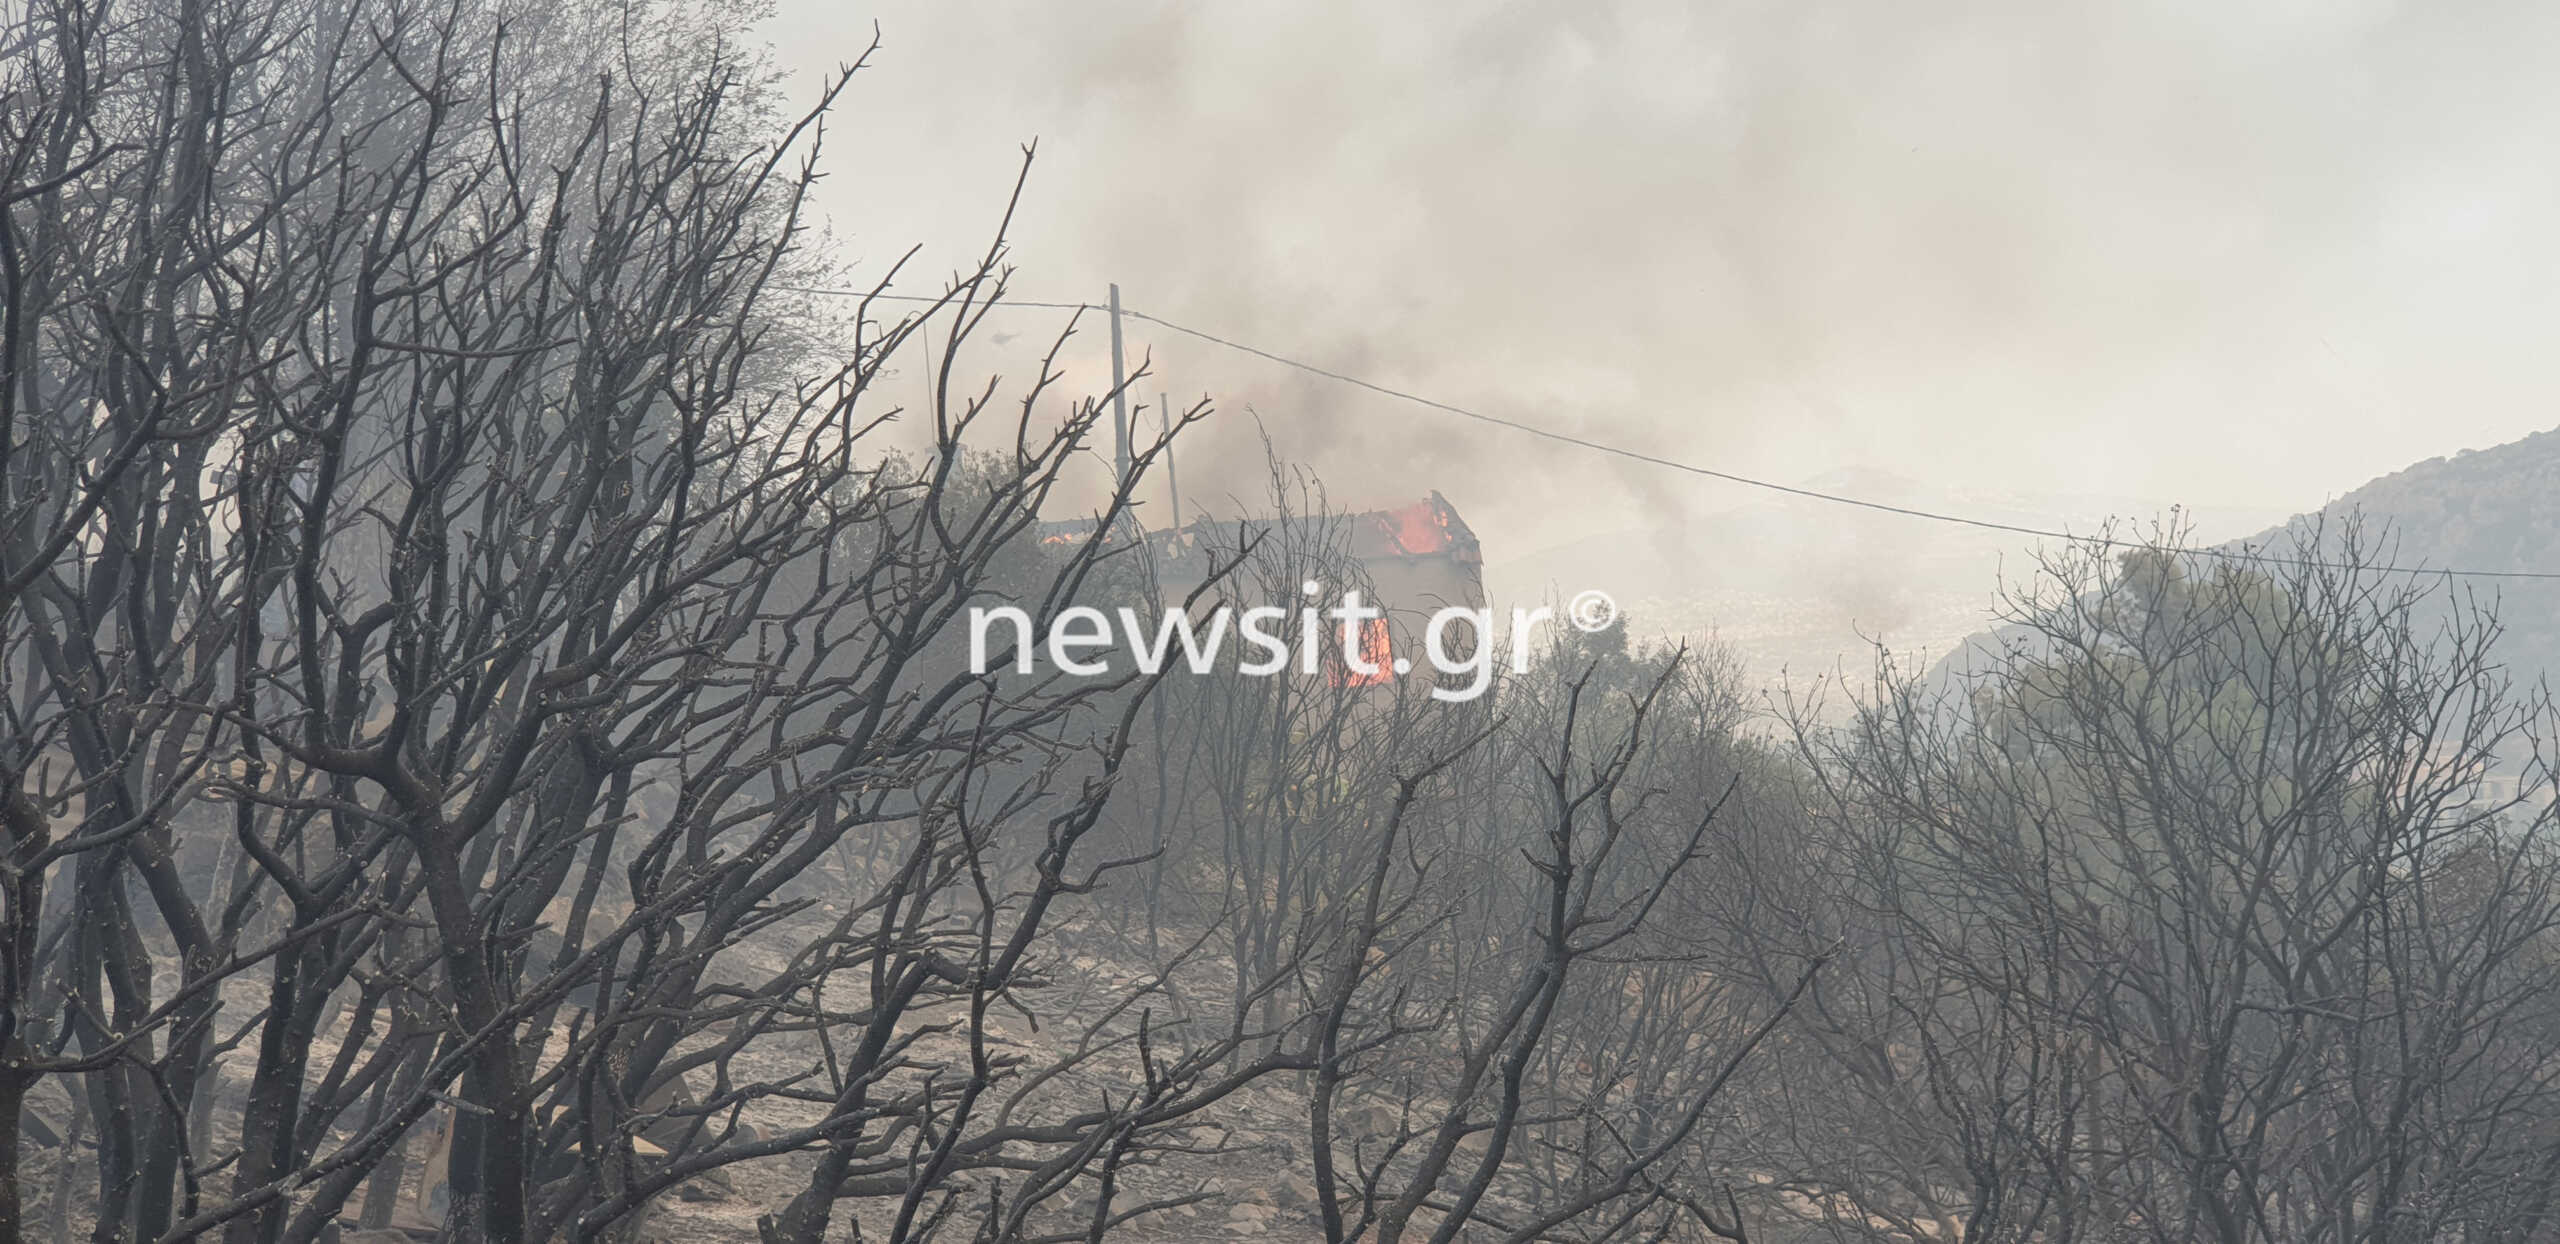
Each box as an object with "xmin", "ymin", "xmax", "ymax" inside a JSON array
[{"xmin": 756, "ymin": 0, "xmax": 2560, "ymax": 565}]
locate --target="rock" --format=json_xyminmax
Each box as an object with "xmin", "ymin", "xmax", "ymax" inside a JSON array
[
  {"xmin": 21, "ymin": 1080, "xmax": 79, "ymax": 1149},
  {"xmin": 331, "ymin": 1204, "xmax": 440, "ymax": 1243}
]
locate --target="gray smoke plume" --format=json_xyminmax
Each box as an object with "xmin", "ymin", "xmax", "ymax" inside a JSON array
[{"xmin": 762, "ymin": 0, "xmax": 2560, "ymax": 605}]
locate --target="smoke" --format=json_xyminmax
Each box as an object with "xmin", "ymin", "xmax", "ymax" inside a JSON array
[{"xmin": 761, "ymin": 0, "xmax": 2560, "ymax": 580}]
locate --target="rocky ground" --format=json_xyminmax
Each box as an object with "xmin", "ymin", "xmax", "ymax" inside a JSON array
[{"xmin": 22, "ymin": 911, "xmax": 1356, "ymax": 1244}]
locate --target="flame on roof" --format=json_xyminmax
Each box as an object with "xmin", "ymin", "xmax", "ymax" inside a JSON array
[{"xmin": 1348, "ymin": 492, "xmax": 1480, "ymax": 565}]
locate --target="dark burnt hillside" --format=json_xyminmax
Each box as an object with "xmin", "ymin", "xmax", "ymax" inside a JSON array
[
  {"xmin": 2242, "ymin": 426, "xmax": 2560, "ymax": 690},
  {"xmin": 1921, "ymin": 428, "xmax": 2560, "ymax": 715}
]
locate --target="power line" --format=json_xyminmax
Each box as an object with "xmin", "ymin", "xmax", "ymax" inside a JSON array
[
  {"xmin": 778, "ymin": 284, "xmax": 1092, "ymax": 312},
  {"xmin": 781, "ymin": 282, "xmax": 2560, "ymax": 583},
  {"xmin": 1121, "ymin": 310, "xmax": 2560, "ymax": 582}
]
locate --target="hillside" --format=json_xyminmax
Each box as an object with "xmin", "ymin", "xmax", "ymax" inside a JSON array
[
  {"xmin": 1491, "ymin": 468, "xmax": 2287, "ymax": 697},
  {"xmin": 1907, "ymin": 427, "xmax": 2560, "ymax": 710},
  {"xmin": 2240, "ymin": 426, "xmax": 2560, "ymax": 689},
  {"xmin": 1494, "ymin": 433, "xmax": 2560, "ymax": 709}
]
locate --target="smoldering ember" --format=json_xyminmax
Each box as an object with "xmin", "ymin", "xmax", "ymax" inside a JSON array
[{"xmin": 11, "ymin": 2, "xmax": 2560, "ymax": 1243}]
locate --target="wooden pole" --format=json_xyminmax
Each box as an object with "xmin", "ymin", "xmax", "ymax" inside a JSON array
[
  {"xmin": 1108, "ymin": 283, "xmax": 1131, "ymax": 483},
  {"xmin": 1160, "ymin": 391, "xmax": 1181, "ymax": 529}
]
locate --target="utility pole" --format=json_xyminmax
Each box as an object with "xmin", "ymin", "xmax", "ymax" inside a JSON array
[
  {"xmin": 1108, "ymin": 283, "xmax": 1131, "ymax": 483},
  {"xmin": 1160, "ymin": 391, "xmax": 1181, "ymax": 528}
]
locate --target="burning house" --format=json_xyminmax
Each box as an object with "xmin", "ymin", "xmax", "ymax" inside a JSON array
[
  {"xmin": 1026, "ymin": 492, "xmax": 1486, "ymax": 689},
  {"xmin": 1153, "ymin": 491, "xmax": 1486, "ymax": 689}
]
